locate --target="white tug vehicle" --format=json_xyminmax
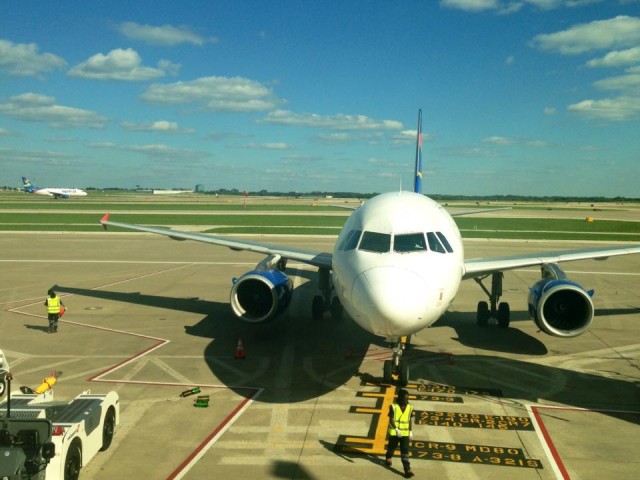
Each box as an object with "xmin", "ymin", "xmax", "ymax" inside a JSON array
[{"xmin": 0, "ymin": 349, "xmax": 119, "ymax": 480}]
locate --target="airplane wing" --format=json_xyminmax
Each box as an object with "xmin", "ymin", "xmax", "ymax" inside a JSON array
[
  {"xmin": 463, "ymin": 244, "xmax": 640, "ymax": 280},
  {"xmin": 100, "ymin": 213, "xmax": 333, "ymax": 269}
]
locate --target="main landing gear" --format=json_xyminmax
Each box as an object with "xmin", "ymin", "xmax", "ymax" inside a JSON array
[
  {"xmin": 473, "ymin": 272, "xmax": 510, "ymax": 328},
  {"xmin": 312, "ymin": 268, "xmax": 343, "ymax": 321},
  {"xmin": 383, "ymin": 337, "xmax": 410, "ymax": 386}
]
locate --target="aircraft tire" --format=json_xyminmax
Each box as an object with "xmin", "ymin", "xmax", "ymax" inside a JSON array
[
  {"xmin": 497, "ymin": 302, "xmax": 510, "ymax": 328},
  {"xmin": 476, "ymin": 301, "xmax": 489, "ymax": 327},
  {"xmin": 399, "ymin": 361, "xmax": 409, "ymax": 387},
  {"xmin": 311, "ymin": 296, "xmax": 324, "ymax": 321},
  {"xmin": 330, "ymin": 297, "xmax": 343, "ymax": 321},
  {"xmin": 383, "ymin": 360, "xmax": 393, "ymax": 384}
]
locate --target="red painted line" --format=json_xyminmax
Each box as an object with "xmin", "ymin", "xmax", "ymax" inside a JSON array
[
  {"xmin": 5, "ymin": 279, "xmax": 261, "ymax": 479},
  {"xmin": 166, "ymin": 389, "xmax": 260, "ymax": 480},
  {"xmin": 531, "ymin": 406, "xmax": 570, "ymax": 480},
  {"xmin": 87, "ymin": 339, "xmax": 168, "ymax": 382}
]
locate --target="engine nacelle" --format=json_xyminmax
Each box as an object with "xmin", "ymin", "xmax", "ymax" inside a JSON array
[
  {"xmin": 230, "ymin": 268, "xmax": 293, "ymax": 323},
  {"xmin": 528, "ymin": 277, "xmax": 594, "ymax": 338}
]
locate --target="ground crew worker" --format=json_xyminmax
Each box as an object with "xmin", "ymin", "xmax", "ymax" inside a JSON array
[
  {"xmin": 44, "ymin": 288, "xmax": 65, "ymax": 333},
  {"xmin": 385, "ymin": 389, "xmax": 415, "ymax": 478}
]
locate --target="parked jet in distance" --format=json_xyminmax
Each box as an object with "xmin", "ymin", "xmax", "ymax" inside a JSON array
[
  {"xmin": 100, "ymin": 110, "xmax": 640, "ymax": 385},
  {"xmin": 22, "ymin": 176, "xmax": 87, "ymax": 199}
]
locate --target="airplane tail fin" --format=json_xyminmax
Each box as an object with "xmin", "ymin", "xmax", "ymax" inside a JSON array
[
  {"xmin": 22, "ymin": 176, "xmax": 38, "ymax": 193},
  {"xmin": 413, "ymin": 109, "xmax": 423, "ymax": 194}
]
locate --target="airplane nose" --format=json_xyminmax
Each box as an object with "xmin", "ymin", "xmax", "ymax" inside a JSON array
[{"xmin": 351, "ymin": 267, "xmax": 429, "ymax": 335}]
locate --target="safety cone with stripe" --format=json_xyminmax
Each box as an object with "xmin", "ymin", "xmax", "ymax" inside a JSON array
[{"xmin": 235, "ymin": 337, "xmax": 246, "ymax": 360}]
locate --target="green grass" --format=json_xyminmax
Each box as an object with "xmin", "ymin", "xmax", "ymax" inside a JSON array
[
  {"xmin": 0, "ymin": 202, "xmax": 345, "ymax": 212},
  {"xmin": 1, "ymin": 204, "xmax": 639, "ymax": 241}
]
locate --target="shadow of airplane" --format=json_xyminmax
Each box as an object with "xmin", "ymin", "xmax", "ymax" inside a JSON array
[
  {"xmin": 53, "ymin": 284, "xmax": 639, "ymax": 423},
  {"xmin": 407, "ymin": 350, "xmax": 640, "ymax": 425},
  {"xmin": 53, "ymin": 283, "xmax": 383, "ymax": 404},
  {"xmin": 435, "ymin": 311, "xmax": 549, "ymax": 355}
]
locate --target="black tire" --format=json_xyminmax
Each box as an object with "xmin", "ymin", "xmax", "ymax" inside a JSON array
[
  {"xmin": 64, "ymin": 444, "xmax": 81, "ymax": 480},
  {"xmin": 399, "ymin": 362, "xmax": 410, "ymax": 387},
  {"xmin": 383, "ymin": 360, "xmax": 393, "ymax": 384},
  {"xmin": 311, "ymin": 296, "xmax": 324, "ymax": 321},
  {"xmin": 330, "ymin": 297, "xmax": 343, "ymax": 321},
  {"xmin": 100, "ymin": 406, "xmax": 116, "ymax": 451},
  {"xmin": 497, "ymin": 302, "xmax": 510, "ymax": 328},
  {"xmin": 476, "ymin": 301, "xmax": 489, "ymax": 327}
]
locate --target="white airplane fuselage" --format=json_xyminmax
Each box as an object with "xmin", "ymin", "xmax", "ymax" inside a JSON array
[
  {"xmin": 34, "ymin": 188, "xmax": 87, "ymax": 197},
  {"xmin": 332, "ymin": 191, "xmax": 464, "ymax": 340}
]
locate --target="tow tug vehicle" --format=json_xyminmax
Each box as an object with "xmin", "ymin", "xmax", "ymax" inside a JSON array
[{"xmin": 0, "ymin": 349, "xmax": 119, "ymax": 480}]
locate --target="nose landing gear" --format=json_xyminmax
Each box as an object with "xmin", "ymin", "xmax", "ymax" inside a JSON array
[{"xmin": 383, "ymin": 337, "xmax": 410, "ymax": 386}]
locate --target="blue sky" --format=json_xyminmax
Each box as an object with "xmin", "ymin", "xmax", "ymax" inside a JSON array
[{"xmin": 1, "ymin": 1, "xmax": 639, "ymax": 196}]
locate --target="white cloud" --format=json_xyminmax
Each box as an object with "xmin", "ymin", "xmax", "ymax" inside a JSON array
[
  {"xmin": 116, "ymin": 22, "xmax": 215, "ymax": 46},
  {"xmin": 587, "ymin": 46, "xmax": 640, "ymax": 68},
  {"xmin": 0, "ymin": 93, "xmax": 107, "ymax": 128},
  {"xmin": 532, "ymin": 16, "xmax": 640, "ymax": 55},
  {"xmin": 544, "ymin": 107, "xmax": 557, "ymax": 115},
  {"xmin": 568, "ymin": 96, "xmax": 640, "ymax": 120},
  {"xmin": 0, "ymin": 147, "xmax": 77, "ymax": 165},
  {"xmin": 141, "ymin": 76, "xmax": 282, "ymax": 112},
  {"xmin": 260, "ymin": 109, "xmax": 403, "ymax": 131},
  {"xmin": 441, "ymin": 0, "xmax": 603, "ymax": 14},
  {"xmin": 91, "ymin": 141, "xmax": 205, "ymax": 159},
  {"xmin": 482, "ymin": 136, "xmax": 514, "ymax": 145},
  {"xmin": 594, "ymin": 71, "xmax": 640, "ymax": 91},
  {"xmin": 240, "ymin": 142, "xmax": 293, "ymax": 150},
  {"xmin": 122, "ymin": 120, "xmax": 195, "ymax": 134},
  {"xmin": 0, "ymin": 39, "xmax": 66, "ymax": 77},
  {"xmin": 68, "ymin": 48, "xmax": 179, "ymax": 81},
  {"xmin": 440, "ymin": 0, "xmax": 500, "ymax": 12},
  {"xmin": 317, "ymin": 132, "xmax": 384, "ymax": 144}
]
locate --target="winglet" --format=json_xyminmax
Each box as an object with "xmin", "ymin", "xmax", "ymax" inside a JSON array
[
  {"xmin": 101, "ymin": 212, "xmax": 110, "ymax": 230},
  {"xmin": 413, "ymin": 109, "xmax": 423, "ymax": 194}
]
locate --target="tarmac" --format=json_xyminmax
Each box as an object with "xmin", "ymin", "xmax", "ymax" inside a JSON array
[{"xmin": 1, "ymin": 232, "xmax": 639, "ymax": 480}]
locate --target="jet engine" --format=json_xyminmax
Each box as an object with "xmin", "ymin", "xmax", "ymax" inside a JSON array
[
  {"xmin": 527, "ymin": 263, "xmax": 594, "ymax": 338},
  {"xmin": 230, "ymin": 255, "xmax": 293, "ymax": 323}
]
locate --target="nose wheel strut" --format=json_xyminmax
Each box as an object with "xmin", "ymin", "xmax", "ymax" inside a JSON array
[{"xmin": 383, "ymin": 337, "xmax": 410, "ymax": 386}]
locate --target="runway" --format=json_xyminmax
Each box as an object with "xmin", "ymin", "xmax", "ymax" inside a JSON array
[{"xmin": 1, "ymin": 233, "xmax": 639, "ymax": 479}]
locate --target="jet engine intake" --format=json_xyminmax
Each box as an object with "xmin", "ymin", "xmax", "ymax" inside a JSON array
[
  {"xmin": 230, "ymin": 267, "xmax": 292, "ymax": 323},
  {"xmin": 527, "ymin": 277, "xmax": 594, "ymax": 338}
]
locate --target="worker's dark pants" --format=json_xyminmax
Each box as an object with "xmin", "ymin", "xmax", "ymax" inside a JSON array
[
  {"xmin": 386, "ymin": 435, "xmax": 411, "ymax": 472},
  {"xmin": 48, "ymin": 313, "xmax": 59, "ymax": 331}
]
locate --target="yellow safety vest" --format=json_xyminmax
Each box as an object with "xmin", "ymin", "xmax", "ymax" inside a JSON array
[
  {"xmin": 47, "ymin": 297, "xmax": 61, "ymax": 314},
  {"xmin": 389, "ymin": 403, "xmax": 413, "ymax": 437}
]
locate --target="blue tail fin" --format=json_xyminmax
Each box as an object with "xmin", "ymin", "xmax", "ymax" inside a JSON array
[
  {"xmin": 413, "ymin": 109, "xmax": 423, "ymax": 194},
  {"xmin": 22, "ymin": 176, "xmax": 38, "ymax": 193}
]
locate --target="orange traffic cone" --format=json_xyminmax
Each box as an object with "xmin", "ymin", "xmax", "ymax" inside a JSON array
[{"xmin": 235, "ymin": 337, "xmax": 246, "ymax": 360}]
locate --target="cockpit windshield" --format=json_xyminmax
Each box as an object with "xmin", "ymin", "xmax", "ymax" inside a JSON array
[
  {"xmin": 393, "ymin": 233, "xmax": 427, "ymax": 253},
  {"xmin": 339, "ymin": 229, "xmax": 362, "ymax": 251},
  {"xmin": 353, "ymin": 230, "xmax": 453, "ymax": 254},
  {"xmin": 358, "ymin": 231, "xmax": 391, "ymax": 253}
]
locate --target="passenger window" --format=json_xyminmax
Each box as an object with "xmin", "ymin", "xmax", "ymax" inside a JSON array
[
  {"xmin": 339, "ymin": 229, "xmax": 362, "ymax": 251},
  {"xmin": 358, "ymin": 231, "xmax": 391, "ymax": 253},
  {"xmin": 436, "ymin": 232, "xmax": 453, "ymax": 253},
  {"xmin": 426, "ymin": 232, "xmax": 446, "ymax": 254},
  {"xmin": 394, "ymin": 233, "xmax": 427, "ymax": 253}
]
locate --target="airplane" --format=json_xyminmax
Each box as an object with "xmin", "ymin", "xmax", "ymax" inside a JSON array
[
  {"xmin": 22, "ymin": 176, "xmax": 88, "ymax": 199},
  {"xmin": 100, "ymin": 109, "xmax": 640, "ymax": 386}
]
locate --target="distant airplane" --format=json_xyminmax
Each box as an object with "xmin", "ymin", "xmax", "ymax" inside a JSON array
[
  {"xmin": 22, "ymin": 176, "xmax": 87, "ymax": 199},
  {"xmin": 100, "ymin": 110, "xmax": 640, "ymax": 385}
]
